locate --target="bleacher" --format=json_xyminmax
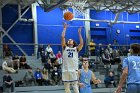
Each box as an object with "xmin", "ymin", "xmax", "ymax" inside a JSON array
[{"xmin": 0, "ymin": 56, "xmax": 126, "ymax": 93}]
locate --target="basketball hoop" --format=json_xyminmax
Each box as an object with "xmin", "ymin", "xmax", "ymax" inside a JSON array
[{"xmin": 70, "ymin": 0, "xmax": 87, "ymax": 18}]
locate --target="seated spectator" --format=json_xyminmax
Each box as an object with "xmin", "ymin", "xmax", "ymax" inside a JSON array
[
  {"xmin": 23, "ymin": 68, "xmax": 36, "ymax": 86},
  {"xmin": 20, "ymin": 55, "xmax": 31, "ymax": 69},
  {"xmin": 2, "ymin": 59, "xmax": 17, "ymax": 74},
  {"xmin": 42, "ymin": 68, "xmax": 52, "ymax": 86},
  {"xmin": 102, "ymin": 49, "xmax": 113, "ymax": 68},
  {"xmin": 56, "ymin": 51, "xmax": 62, "ymax": 65},
  {"xmin": 12, "ymin": 54, "xmax": 19, "ymax": 69},
  {"xmin": 51, "ymin": 67, "xmax": 61, "ymax": 85},
  {"xmin": 121, "ymin": 46, "xmax": 128, "ymax": 56},
  {"xmin": 45, "ymin": 44, "xmax": 53, "ymax": 57},
  {"xmin": 104, "ymin": 71, "xmax": 116, "ymax": 88},
  {"xmin": 3, "ymin": 72, "xmax": 15, "ymax": 92},
  {"xmin": 44, "ymin": 58, "xmax": 53, "ymax": 73},
  {"xmin": 112, "ymin": 49, "xmax": 121, "ymax": 64},
  {"xmin": 3, "ymin": 44, "xmax": 12, "ymax": 58},
  {"xmin": 49, "ymin": 51, "xmax": 56, "ymax": 64},
  {"xmin": 107, "ymin": 44, "xmax": 113, "ymax": 57},
  {"xmin": 34, "ymin": 68, "xmax": 43, "ymax": 86}
]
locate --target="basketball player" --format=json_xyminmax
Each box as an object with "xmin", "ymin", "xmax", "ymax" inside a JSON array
[
  {"xmin": 115, "ymin": 43, "xmax": 140, "ymax": 93},
  {"xmin": 61, "ymin": 22, "xmax": 83, "ymax": 93},
  {"xmin": 78, "ymin": 57, "xmax": 101, "ymax": 93}
]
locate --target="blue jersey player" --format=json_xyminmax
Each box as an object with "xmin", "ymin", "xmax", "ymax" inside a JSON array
[
  {"xmin": 78, "ymin": 57, "xmax": 101, "ymax": 93},
  {"xmin": 115, "ymin": 43, "xmax": 140, "ymax": 93}
]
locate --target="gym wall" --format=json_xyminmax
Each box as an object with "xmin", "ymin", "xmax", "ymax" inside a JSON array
[
  {"xmin": 90, "ymin": 10, "xmax": 140, "ymax": 45},
  {"xmin": 2, "ymin": 5, "xmax": 34, "ymax": 55}
]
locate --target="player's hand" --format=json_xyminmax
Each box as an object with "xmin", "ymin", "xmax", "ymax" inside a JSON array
[
  {"xmin": 114, "ymin": 86, "xmax": 122, "ymax": 93},
  {"xmin": 79, "ymin": 83, "xmax": 85, "ymax": 88},
  {"xmin": 63, "ymin": 22, "xmax": 69, "ymax": 29},
  {"xmin": 94, "ymin": 79, "xmax": 101, "ymax": 84},
  {"xmin": 78, "ymin": 26, "xmax": 82, "ymax": 33},
  {"xmin": 97, "ymin": 79, "xmax": 101, "ymax": 84}
]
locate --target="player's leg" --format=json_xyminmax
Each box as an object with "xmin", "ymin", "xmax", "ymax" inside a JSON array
[
  {"xmin": 64, "ymin": 82, "xmax": 71, "ymax": 93},
  {"xmin": 72, "ymin": 81, "xmax": 79, "ymax": 93}
]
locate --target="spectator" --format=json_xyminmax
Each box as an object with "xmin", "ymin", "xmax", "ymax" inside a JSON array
[
  {"xmin": 113, "ymin": 39, "xmax": 119, "ymax": 49},
  {"xmin": 121, "ymin": 46, "xmax": 128, "ymax": 56},
  {"xmin": 34, "ymin": 68, "xmax": 43, "ymax": 86},
  {"xmin": 56, "ymin": 51, "xmax": 62, "ymax": 65},
  {"xmin": 12, "ymin": 54, "xmax": 19, "ymax": 69},
  {"xmin": 107, "ymin": 44, "xmax": 113, "ymax": 57},
  {"xmin": 42, "ymin": 68, "xmax": 52, "ymax": 86},
  {"xmin": 3, "ymin": 44, "xmax": 12, "ymax": 58},
  {"xmin": 37, "ymin": 44, "xmax": 44, "ymax": 59},
  {"xmin": 41, "ymin": 51, "xmax": 47, "ymax": 63},
  {"xmin": 23, "ymin": 68, "xmax": 36, "ymax": 86},
  {"xmin": 104, "ymin": 71, "xmax": 116, "ymax": 88},
  {"xmin": 112, "ymin": 49, "xmax": 121, "ymax": 64},
  {"xmin": 2, "ymin": 59, "xmax": 17, "ymax": 74},
  {"xmin": 89, "ymin": 39, "xmax": 96, "ymax": 56},
  {"xmin": 51, "ymin": 67, "xmax": 61, "ymax": 85},
  {"xmin": 49, "ymin": 51, "xmax": 56, "ymax": 64},
  {"xmin": 102, "ymin": 49, "xmax": 113, "ymax": 68},
  {"xmin": 3, "ymin": 72, "xmax": 15, "ymax": 92},
  {"xmin": 44, "ymin": 58, "xmax": 53, "ymax": 73},
  {"xmin": 53, "ymin": 59, "xmax": 60, "ymax": 69},
  {"xmin": 45, "ymin": 44, "xmax": 53, "ymax": 57},
  {"xmin": 20, "ymin": 55, "xmax": 31, "ymax": 69}
]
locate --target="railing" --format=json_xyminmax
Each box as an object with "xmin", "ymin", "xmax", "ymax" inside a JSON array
[
  {"xmin": 87, "ymin": 44, "xmax": 130, "ymax": 56},
  {"xmin": 1, "ymin": 43, "xmax": 131, "ymax": 57}
]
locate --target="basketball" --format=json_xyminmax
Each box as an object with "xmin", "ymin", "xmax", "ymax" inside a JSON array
[{"xmin": 63, "ymin": 11, "xmax": 74, "ymax": 21}]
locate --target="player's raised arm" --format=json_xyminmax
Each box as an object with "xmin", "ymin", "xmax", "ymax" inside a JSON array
[
  {"xmin": 77, "ymin": 26, "xmax": 83, "ymax": 52},
  {"xmin": 61, "ymin": 23, "xmax": 68, "ymax": 48}
]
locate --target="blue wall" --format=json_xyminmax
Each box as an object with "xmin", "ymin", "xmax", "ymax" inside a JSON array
[
  {"xmin": 90, "ymin": 10, "xmax": 140, "ymax": 45},
  {"xmin": 3, "ymin": 5, "xmax": 140, "ymax": 56},
  {"xmin": 2, "ymin": 5, "xmax": 34, "ymax": 55},
  {"xmin": 37, "ymin": 7, "xmax": 86, "ymax": 55}
]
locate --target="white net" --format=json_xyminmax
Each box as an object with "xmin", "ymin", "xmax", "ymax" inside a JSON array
[{"xmin": 70, "ymin": 0, "xmax": 87, "ymax": 17}]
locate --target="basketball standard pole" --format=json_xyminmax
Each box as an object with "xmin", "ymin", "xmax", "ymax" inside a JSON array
[
  {"xmin": 84, "ymin": 9, "xmax": 91, "ymax": 56},
  {"xmin": 31, "ymin": 3, "xmax": 38, "ymax": 57},
  {"xmin": 0, "ymin": 8, "xmax": 3, "ymax": 58}
]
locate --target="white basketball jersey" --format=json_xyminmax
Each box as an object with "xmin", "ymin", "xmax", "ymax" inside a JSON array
[{"xmin": 62, "ymin": 46, "xmax": 78, "ymax": 72}]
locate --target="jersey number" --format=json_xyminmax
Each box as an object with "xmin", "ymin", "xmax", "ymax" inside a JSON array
[{"xmin": 68, "ymin": 52, "xmax": 73, "ymax": 58}]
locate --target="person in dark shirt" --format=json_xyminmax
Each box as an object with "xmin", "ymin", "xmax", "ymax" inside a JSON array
[
  {"xmin": 51, "ymin": 67, "xmax": 61, "ymax": 85},
  {"xmin": 37, "ymin": 44, "xmax": 44, "ymax": 59},
  {"xmin": 44, "ymin": 58, "xmax": 53, "ymax": 73},
  {"xmin": 12, "ymin": 54, "xmax": 19, "ymax": 69},
  {"xmin": 34, "ymin": 68, "xmax": 43, "ymax": 86},
  {"xmin": 3, "ymin": 72, "xmax": 14, "ymax": 92},
  {"xmin": 104, "ymin": 71, "xmax": 116, "ymax": 88},
  {"xmin": 20, "ymin": 54, "xmax": 31, "ymax": 69}
]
